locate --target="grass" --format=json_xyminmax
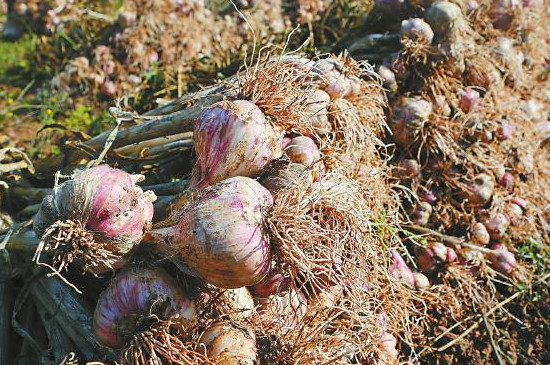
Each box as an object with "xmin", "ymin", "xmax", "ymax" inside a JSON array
[{"xmin": 0, "ymin": 34, "xmax": 37, "ymax": 81}]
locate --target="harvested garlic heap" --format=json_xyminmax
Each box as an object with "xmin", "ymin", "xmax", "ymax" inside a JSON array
[
  {"xmin": 363, "ymin": 0, "xmax": 550, "ymax": 361},
  {"xmin": 30, "ymin": 53, "xmax": 408, "ymax": 364}
]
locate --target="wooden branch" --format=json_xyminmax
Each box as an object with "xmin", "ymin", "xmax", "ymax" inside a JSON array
[{"xmin": 404, "ymin": 224, "xmax": 464, "ymax": 248}]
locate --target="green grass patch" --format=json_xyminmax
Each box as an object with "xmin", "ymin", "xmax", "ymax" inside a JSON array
[{"xmin": 0, "ymin": 34, "xmax": 37, "ymax": 78}]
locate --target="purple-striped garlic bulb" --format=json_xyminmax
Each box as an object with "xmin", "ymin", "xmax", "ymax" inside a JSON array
[
  {"xmin": 193, "ymin": 100, "xmax": 283, "ymax": 188},
  {"xmin": 488, "ymin": 244, "xmax": 516, "ymax": 275},
  {"xmin": 390, "ymin": 250, "xmax": 414, "ymax": 287},
  {"xmin": 33, "ymin": 165, "xmax": 156, "ymax": 274},
  {"xmin": 400, "ymin": 18, "xmax": 434, "ymax": 45},
  {"xmin": 416, "ymin": 242, "xmax": 455, "ymax": 272},
  {"xmin": 250, "ymin": 270, "xmax": 290, "ymax": 298},
  {"xmin": 391, "ymin": 97, "xmax": 432, "ymax": 148},
  {"xmin": 484, "ymin": 213, "xmax": 510, "ymax": 240},
  {"xmin": 465, "ymin": 61, "xmax": 501, "ymax": 90},
  {"xmin": 312, "ymin": 58, "xmax": 361, "ymax": 100},
  {"xmin": 150, "ymin": 177, "xmax": 273, "ymax": 289},
  {"xmin": 93, "ymin": 267, "xmax": 197, "ymax": 349},
  {"xmin": 458, "ymin": 173, "xmax": 495, "ymax": 208},
  {"xmin": 488, "ymin": 0, "xmax": 520, "ymax": 30},
  {"xmin": 200, "ymin": 321, "xmax": 257, "ymax": 365},
  {"xmin": 459, "ymin": 89, "xmax": 481, "ymax": 113},
  {"xmin": 285, "ymin": 136, "xmax": 325, "ymax": 181}
]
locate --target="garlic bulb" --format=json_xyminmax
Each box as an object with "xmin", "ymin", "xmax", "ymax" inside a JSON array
[
  {"xmin": 200, "ymin": 321, "xmax": 257, "ymax": 365},
  {"xmin": 412, "ymin": 202, "xmax": 433, "ymax": 226},
  {"xmin": 400, "ymin": 18, "xmax": 434, "ymax": 45},
  {"xmin": 472, "ymin": 222, "xmax": 490, "ymax": 245},
  {"xmin": 93, "ymin": 267, "xmax": 197, "ymax": 349},
  {"xmin": 394, "ymin": 159, "xmax": 421, "ymax": 180},
  {"xmin": 285, "ymin": 136, "xmax": 325, "ymax": 181},
  {"xmin": 488, "ymin": 244, "xmax": 516, "ymax": 275},
  {"xmin": 378, "ymin": 65, "xmax": 398, "ymax": 94},
  {"xmin": 459, "ymin": 89, "xmax": 481, "ymax": 113},
  {"xmin": 378, "ymin": 332, "xmax": 399, "ymax": 363},
  {"xmin": 458, "ymin": 173, "xmax": 495, "ymax": 208},
  {"xmin": 193, "ymin": 100, "xmax": 283, "ymax": 188},
  {"xmin": 256, "ymin": 288, "xmax": 308, "ymax": 334},
  {"xmin": 391, "ymin": 97, "xmax": 432, "ymax": 148},
  {"xmin": 151, "ymin": 176, "xmax": 273, "ymax": 288},
  {"xmin": 306, "ymin": 89, "xmax": 332, "ymax": 135},
  {"xmin": 250, "ymin": 270, "xmax": 290, "ymax": 298},
  {"xmin": 390, "ymin": 250, "xmax": 414, "ymax": 287},
  {"xmin": 425, "ymin": 1, "xmax": 464, "ymax": 36},
  {"xmin": 33, "ymin": 165, "xmax": 156, "ymax": 274},
  {"xmin": 220, "ymin": 287, "xmax": 255, "ymax": 320},
  {"xmin": 484, "ymin": 213, "xmax": 510, "ymax": 240},
  {"xmin": 413, "ymin": 272, "xmax": 430, "ymax": 289},
  {"xmin": 416, "ymin": 242, "xmax": 455, "ymax": 272},
  {"xmin": 259, "ymin": 160, "xmax": 309, "ymax": 195},
  {"xmin": 312, "ymin": 59, "xmax": 360, "ymax": 100}
]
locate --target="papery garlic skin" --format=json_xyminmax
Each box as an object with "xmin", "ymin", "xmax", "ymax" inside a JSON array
[
  {"xmin": 425, "ymin": 1, "xmax": 464, "ymax": 36},
  {"xmin": 33, "ymin": 165, "xmax": 156, "ymax": 273},
  {"xmin": 413, "ymin": 272, "xmax": 430, "ymax": 289},
  {"xmin": 220, "ymin": 287, "xmax": 255, "ymax": 320},
  {"xmin": 93, "ymin": 267, "xmax": 197, "ymax": 349},
  {"xmin": 193, "ymin": 100, "xmax": 283, "ymax": 188},
  {"xmin": 458, "ymin": 173, "xmax": 495, "ymax": 208},
  {"xmin": 154, "ymin": 177, "xmax": 273, "ymax": 289}
]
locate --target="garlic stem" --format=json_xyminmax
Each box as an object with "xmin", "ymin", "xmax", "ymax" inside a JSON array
[{"xmin": 30, "ymin": 275, "xmax": 116, "ymax": 361}]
